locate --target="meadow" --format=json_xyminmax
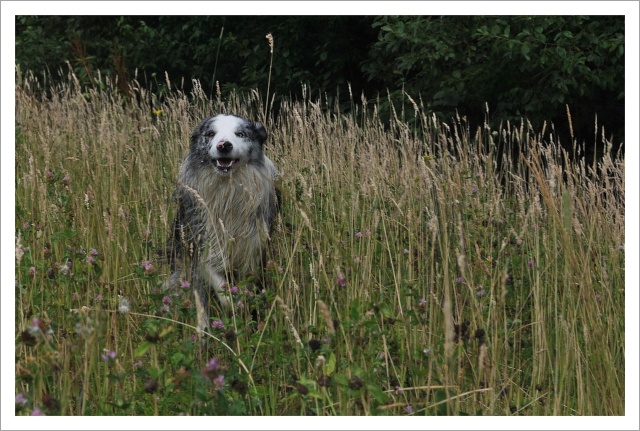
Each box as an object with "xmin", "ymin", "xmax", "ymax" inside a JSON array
[{"xmin": 14, "ymin": 70, "xmax": 625, "ymax": 417}]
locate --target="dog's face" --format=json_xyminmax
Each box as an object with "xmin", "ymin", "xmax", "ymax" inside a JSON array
[{"xmin": 190, "ymin": 114, "xmax": 268, "ymax": 176}]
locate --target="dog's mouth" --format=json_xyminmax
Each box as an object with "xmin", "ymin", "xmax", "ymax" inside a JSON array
[{"xmin": 213, "ymin": 158, "xmax": 240, "ymax": 173}]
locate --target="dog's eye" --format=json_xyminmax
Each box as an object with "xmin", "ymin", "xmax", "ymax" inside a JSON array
[
  {"xmin": 236, "ymin": 131, "xmax": 247, "ymax": 139},
  {"xmin": 204, "ymin": 131, "xmax": 215, "ymax": 138}
]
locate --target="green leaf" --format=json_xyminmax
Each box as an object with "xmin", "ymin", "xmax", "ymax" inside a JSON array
[
  {"xmin": 135, "ymin": 341, "xmax": 154, "ymax": 357},
  {"xmin": 326, "ymin": 352, "xmax": 336, "ymax": 376}
]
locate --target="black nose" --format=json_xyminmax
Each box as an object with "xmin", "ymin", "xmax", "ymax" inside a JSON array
[{"xmin": 216, "ymin": 141, "xmax": 232, "ymax": 153}]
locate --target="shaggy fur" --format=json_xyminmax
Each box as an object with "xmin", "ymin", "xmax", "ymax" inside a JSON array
[{"xmin": 165, "ymin": 114, "xmax": 279, "ymax": 337}]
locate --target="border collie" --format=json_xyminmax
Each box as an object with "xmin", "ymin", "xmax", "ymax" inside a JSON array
[{"xmin": 165, "ymin": 114, "xmax": 279, "ymax": 338}]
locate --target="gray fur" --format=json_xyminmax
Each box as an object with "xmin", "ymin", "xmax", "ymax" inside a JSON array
[{"xmin": 165, "ymin": 114, "xmax": 279, "ymax": 338}]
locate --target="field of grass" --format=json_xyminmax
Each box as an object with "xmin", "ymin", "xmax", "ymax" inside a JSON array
[{"xmin": 13, "ymin": 70, "xmax": 625, "ymax": 418}]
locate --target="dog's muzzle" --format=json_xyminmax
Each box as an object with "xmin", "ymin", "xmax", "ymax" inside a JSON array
[{"xmin": 212, "ymin": 141, "xmax": 239, "ymax": 173}]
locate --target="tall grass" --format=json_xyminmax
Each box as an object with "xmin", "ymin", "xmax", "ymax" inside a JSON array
[{"xmin": 14, "ymin": 69, "xmax": 625, "ymax": 417}]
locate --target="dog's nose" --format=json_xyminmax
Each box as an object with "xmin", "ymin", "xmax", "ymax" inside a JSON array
[{"xmin": 216, "ymin": 141, "xmax": 233, "ymax": 153}]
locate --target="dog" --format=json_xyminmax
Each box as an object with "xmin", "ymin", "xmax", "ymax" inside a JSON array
[{"xmin": 164, "ymin": 114, "xmax": 279, "ymax": 338}]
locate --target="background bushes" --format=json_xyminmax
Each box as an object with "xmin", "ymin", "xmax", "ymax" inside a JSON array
[{"xmin": 15, "ymin": 15, "xmax": 625, "ymax": 156}]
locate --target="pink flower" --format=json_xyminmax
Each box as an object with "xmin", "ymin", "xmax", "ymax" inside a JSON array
[{"xmin": 336, "ymin": 273, "xmax": 347, "ymax": 288}]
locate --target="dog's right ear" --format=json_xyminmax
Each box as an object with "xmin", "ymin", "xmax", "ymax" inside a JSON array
[{"xmin": 253, "ymin": 122, "xmax": 267, "ymax": 145}]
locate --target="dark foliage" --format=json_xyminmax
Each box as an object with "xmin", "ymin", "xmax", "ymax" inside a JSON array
[{"xmin": 16, "ymin": 15, "xmax": 624, "ymax": 158}]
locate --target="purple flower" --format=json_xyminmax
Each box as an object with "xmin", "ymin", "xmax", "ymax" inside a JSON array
[
  {"xmin": 90, "ymin": 248, "xmax": 98, "ymax": 256},
  {"xmin": 15, "ymin": 393, "xmax": 28, "ymax": 406},
  {"xmin": 86, "ymin": 255, "xmax": 96, "ymax": 265},
  {"xmin": 180, "ymin": 280, "xmax": 191, "ymax": 289},
  {"xmin": 29, "ymin": 266, "xmax": 36, "ymax": 276},
  {"xmin": 141, "ymin": 261, "xmax": 156, "ymax": 275},
  {"xmin": 229, "ymin": 285, "xmax": 239, "ymax": 295},
  {"xmin": 456, "ymin": 276, "xmax": 463, "ymax": 284},
  {"xmin": 236, "ymin": 300, "xmax": 244, "ymax": 309},
  {"xmin": 101, "ymin": 350, "xmax": 116, "ymax": 363},
  {"xmin": 405, "ymin": 404, "xmax": 414, "ymax": 414},
  {"xmin": 202, "ymin": 357, "xmax": 225, "ymax": 386},
  {"xmin": 471, "ymin": 186, "xmax": 478, "ymax": 195},
  {"xmin": 527, "ymin": 259, "xmax": 535, "ymax": 268},
  {"xmin": 162, "ymin": 295, "xmax": 172, "ymax": 304},
  {"xmin": 336, "ymin": 273, "xmax": 347, "ymax": 288},
  {"xmin": 30, "ymin": 407, "xmax": 46, "ymax": 416},
  {"xmin": 355, "ymin": 231, "xmax": 363, "ymax": 239},
  {"xmin": 212, "ymin": 320, "xmax": 225, "ymax": 329},
  {"xmin": 212, "ymin": 374, "xmax": 225, "ymax": 391},
  {"xmin": 476, "ymin": 289, "xmax": 486, "ymax": 297},
  {"xmin": 418, "ymin": 297, "xmax": 427, "ymax": 311}
]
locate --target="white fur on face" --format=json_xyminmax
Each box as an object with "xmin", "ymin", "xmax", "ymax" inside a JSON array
[{"xmin": 206, "ymin": 115, "xmax": 255, "ymax": 174}]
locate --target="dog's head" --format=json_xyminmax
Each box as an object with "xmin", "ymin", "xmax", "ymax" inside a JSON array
[{"xmin": 190, "ymin": 114, "xmax": 268, "ymax": 175}]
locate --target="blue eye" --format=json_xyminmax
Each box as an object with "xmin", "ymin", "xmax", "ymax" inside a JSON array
[{"xmin": 236, "ymin": 131, "xmax": 247, "ymax": 138}]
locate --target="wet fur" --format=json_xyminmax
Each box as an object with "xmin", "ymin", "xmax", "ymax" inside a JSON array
[{"xmin": 165, "ymin": 114, "xmax": 279, "ymax": 337}]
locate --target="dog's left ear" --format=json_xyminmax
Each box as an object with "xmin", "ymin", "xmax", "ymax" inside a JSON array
[{"xmin": 253, "ymin": 122, "xmax": 267, "ymax": 145}]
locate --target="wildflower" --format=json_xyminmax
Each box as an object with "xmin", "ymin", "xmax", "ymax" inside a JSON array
[
  {"xmin": 418, "ymin": 297, "xmax": 427, "ymax": 311},
  {"xmin": 144, "ymin": 378, "xmax": 159, "ymax": 394},
  {"xmin": 101, "ymin": 350, "xmax": 116, "ymax": 363},
  {"xmin": 348, "ymin": 376, "xmax": 363, "ymax": 391},
  {"xmin": 618, "ymin": 244, "xmax": 624, "ymax": 251},
  {"xmin": 212, "ymin": 374, "xmax": 225, "ymax": 391},
  {"xmin": 133, "ymin": 360, "xmax": 143, "ymax": 368},
  {"xmin": 153, "ymin": 108, "xmax": 163, "ymax": 116},
  {"xmin": 94, "ymin": 294, "xmax": 103, "ymax": 303},
  {"xmin": 161, "ymin": 304, "xmax": 171, "ymax": 313},
  {"xmin": 141, "ymin": 260, "xmax": 156, "ymax": 275},
  {"xmin": 355, "ymin": 231, "xmax": 363, "ymax": 239},
  {"xmin": 212, "ymin": 320, "xmax": 225, "ymax": 329},
  {"xmin": 29, "ymin": 266, "xmax": 36, "ymax": 276},
  {"xmin": 30, "ymin": 407, "xmax": 46, "ymax": 416},
  {"xmin": 202, "ymin": 357, "xmax": 225, "ymax": 388},
  {"xmin": 308, "ymin": 339, "xmax": 322, "ymax": 351},
  {"xmin": 471, "ymin": 186, "xmax": 478, "ymax": 195},
  {"xmin": 336, "ymin": 273, "xmax": 347, "ymax": 288},
  {"xmin": 456, "ymin": 276, "xmax": 463, "ymax": 284},
  {"xmin": 180, "ymin": 280, "xmax": 191, "ymax": 289},
  {"xmin": 476, "ymin": 286, "xmax": 486, "ymax": 297},
  {"xmin": 236, "ymin": 300, "xmax": 244, "ymax": 309},
  {"xmin": 26, "ymin": 318, "xmax": 42, "ymax": 336},
  {"xmin": 15, "ymin": 393, "xmax": 28, "ymax": 407},
  {"xmin": 229, "ymin": 285, "xmax": 239, "ymax": 295},
  {"xmin": 527, "ymin": 259, "xmax": 535, "ymax": 268},
  {"xmin": 87, "ymin": 255, "xmax": 96, "ymax": 265},
  {"xmin": 118, "ymin": 296, "xmax": 131, "ymax": 314},
  {"xmin": 162, "ymin": 295, "xmax": 172, "ymax": 305},
  {"xmin": 90, "ymin": 248, "xmax": 98, "ymax": 256},
  {"xmin": 405, "ymin": 404, "xmax": 414, "ymax": 415}
]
